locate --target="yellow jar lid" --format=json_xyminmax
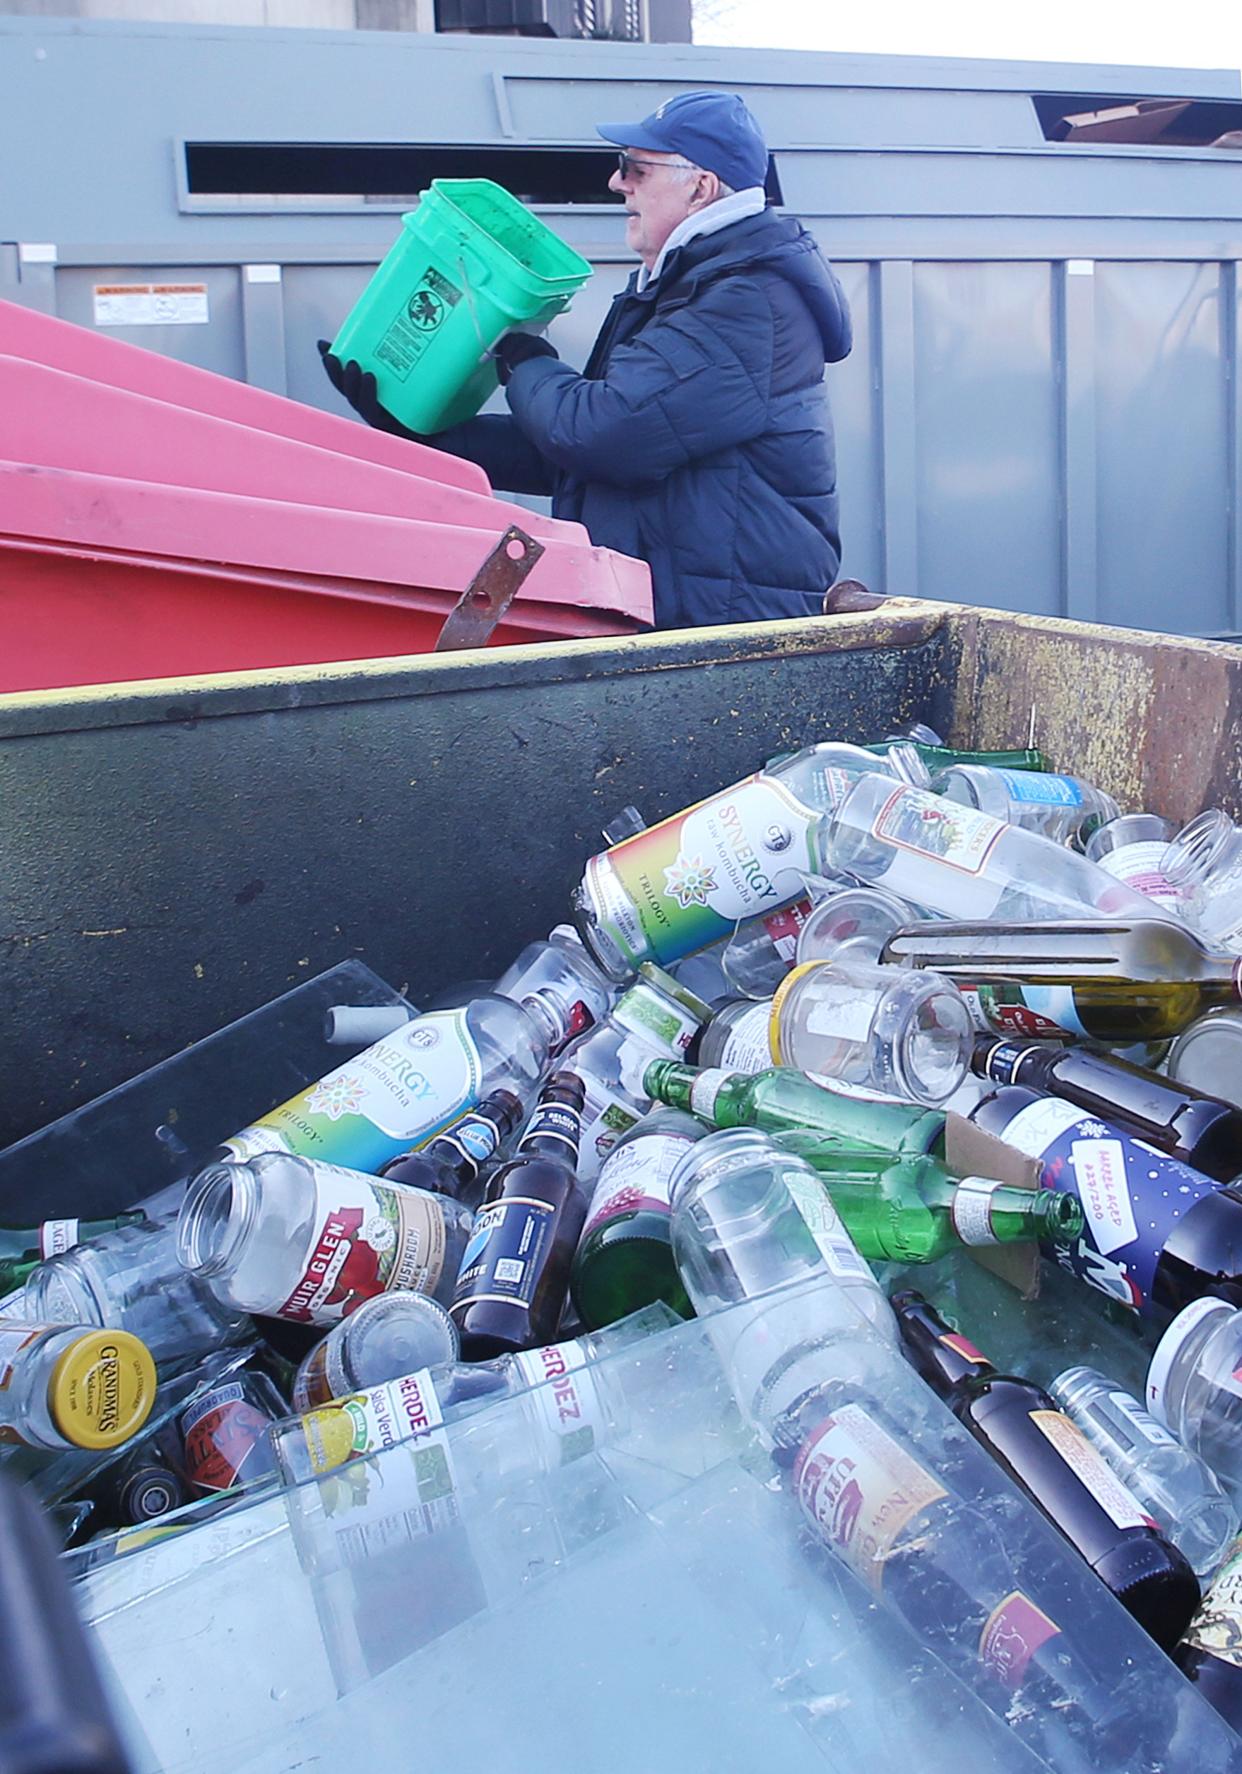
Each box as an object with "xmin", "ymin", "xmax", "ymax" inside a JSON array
[
  {"xmin": 769, "ymin": 960, "xmax": 829, "ymax": 1066},
  {"xmin": 50, "ymin": 1330, "xmax": 157, "ymax": 1450}
]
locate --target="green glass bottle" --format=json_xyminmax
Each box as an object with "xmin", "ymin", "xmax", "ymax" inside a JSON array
[
  {"xmin": 863, "ymin": 740, "xmax": 1051, "ymax": 774},
  {"xmin": 570, "ymin": 1107, "xmax": 704, "ymax": 1330},
  {"xmin": 0, "ymin": 1212, "xmax": 148, "ymax": 1297},
  {"xmin": 641, "ymin": 1060, "xmax": 946, "ymax": 1156},
  {"xmin": 770, "ymin": 1136, "xmax": 1082, "ymax": 1263}
]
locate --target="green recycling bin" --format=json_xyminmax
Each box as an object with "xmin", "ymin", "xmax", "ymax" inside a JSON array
[{"xmin": 330, "ymin": 179, "xmax": 593, "ymax": 435}]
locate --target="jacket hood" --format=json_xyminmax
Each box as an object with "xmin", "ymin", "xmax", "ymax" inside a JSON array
[{"xmin": 657, "ymin": 208, "xmax": 851, "ymax": 364}]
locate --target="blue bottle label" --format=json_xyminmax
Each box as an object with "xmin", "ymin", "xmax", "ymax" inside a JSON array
[
  {"xmin": 450, "ymin": 1197, "xmax": 556, "ymax": 1316},
  {"xmin": 999, "ymin": 1097, "xmax": 1218, "ymax": 1315},
  {"xmin": 996, "ymin": 768, "xmax": 1084, "ymax": 807}
]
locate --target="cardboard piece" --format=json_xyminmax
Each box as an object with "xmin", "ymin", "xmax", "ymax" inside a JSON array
[{"xmin": 944, "ymin": 1112, "xmax": 1047, "ymax": 1299}]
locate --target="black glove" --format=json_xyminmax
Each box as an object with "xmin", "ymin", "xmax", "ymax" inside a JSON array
[
  {"xmin": 494, "ymin": 330, "xmax": 558, "ymax": 387},
  {"xmin": 317, "ymin": 340, "xmax": 422, "ymax": 439}
]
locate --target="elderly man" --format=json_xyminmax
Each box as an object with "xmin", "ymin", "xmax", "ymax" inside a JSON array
[{"xmin": 323, "ymin": 91, "xmax": 852, "ymax": 629}]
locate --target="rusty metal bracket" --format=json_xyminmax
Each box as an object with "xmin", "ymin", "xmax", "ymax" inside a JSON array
[
  {"xmin": 433, "ymin": 524, "xmax": 546, "ymax": 652},
  {"xmin": 823, "ymin": 578, "xmax": 888, "ymax": 615}
]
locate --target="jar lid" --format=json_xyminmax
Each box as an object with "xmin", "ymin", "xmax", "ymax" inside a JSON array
[
  {"xmin": 1145, "ymin": 1296, "xmax": 1234, "ymax": 1426},
  {"xmin": 1166, "ymin": 1010, "xmax": 1242, "ymax": 1109},
  {"xmin": 50, "ymin": 1329, "xmax": 156, "ymax": 1450}
]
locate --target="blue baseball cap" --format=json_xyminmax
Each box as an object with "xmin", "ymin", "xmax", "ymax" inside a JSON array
[{"xmin": 597, "ymin": 91, "xmax": 768, "ymax": 193}]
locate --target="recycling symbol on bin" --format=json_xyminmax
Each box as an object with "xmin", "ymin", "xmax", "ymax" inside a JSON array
[{"xmin": 408, "ymin": 287, "xmax": 446, "ymax": 331}]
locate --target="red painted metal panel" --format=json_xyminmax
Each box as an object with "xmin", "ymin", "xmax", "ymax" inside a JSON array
[
  {"xmin": 0, "ymin": 462, "xmax": 650, "ymax": 691},
  {"xmin": 0, "ymin": 355, "xmax": 586, "ymax": 542},
  {"xmin": 0, "ymin": 296, "xmax": 488, "ymax": 495}
]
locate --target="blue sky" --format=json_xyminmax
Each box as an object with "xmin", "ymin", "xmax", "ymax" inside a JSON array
[{"xmin": 694, "ymin": 0, "xmax": 1242, "ymax": 74}]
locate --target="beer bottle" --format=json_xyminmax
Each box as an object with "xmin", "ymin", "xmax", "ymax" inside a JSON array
[
  {"xmin": 450, "ymin": 1073, "xmax": 587, "ymax": 1359},
  {"xmin": 893, "ymin": 1290, "xmax": 1200, "ymax": 1651}
]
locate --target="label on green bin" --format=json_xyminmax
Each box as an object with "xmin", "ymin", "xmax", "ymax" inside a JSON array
[{"xmin": 375, "ymin": 266, "xmax": 463, "ymax": 382}]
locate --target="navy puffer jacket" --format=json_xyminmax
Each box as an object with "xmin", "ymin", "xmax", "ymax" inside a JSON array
[{"xmin": 429, "ymin": 208, "xmax": 852, "ymax": 629}]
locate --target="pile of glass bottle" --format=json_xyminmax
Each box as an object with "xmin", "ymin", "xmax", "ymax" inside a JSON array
[{"xmin": 8, "ymin": 727, "xmax": 1242, "ymax": 1740}]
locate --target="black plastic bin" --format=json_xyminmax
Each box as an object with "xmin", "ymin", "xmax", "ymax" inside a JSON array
[{"xmin": 2, "ymin": 598, "xmax": 1241, "ymax": 1215}]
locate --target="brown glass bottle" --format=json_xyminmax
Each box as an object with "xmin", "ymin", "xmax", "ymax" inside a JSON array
[
  {"xmin": 972, "ymin": 1037, "xmax": 1242, "ymax": 1183},
  {"xmin": 450, "ymin": 1073, "xmax": 587, "ymax": 1360},
  {"xmin": 893, "ymin": 1290, "xmax": 1200, "ymax": 1652},
  {"xmin": 379, "ymin": 1089, "xmax": 524, "ymax": 1204}
]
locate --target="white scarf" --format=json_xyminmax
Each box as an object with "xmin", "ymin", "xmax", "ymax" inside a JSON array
[{"xmin": 636, "ymin": 186, "xmax": 768, "ymax": 291}]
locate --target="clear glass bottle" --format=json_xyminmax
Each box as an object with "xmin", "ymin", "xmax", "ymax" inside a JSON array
[
  {"xmin": 933, "ymin": 763, "xmax": 1120, "ymax": 848},
  {"xmin": 882, "ymin": 915, "xmax": 1242, "ymax": 1043},
  {"xmin": 569, "ymin": 1106, "xmax": 705, "ymax": 1329},
  {"xmin": 667, "ymin": 1143, "xmax": 1146, "ymax": 1764},
  {"xmin": 1146, "ymin": 1300, "xmax": 1242, "ymax": 1496},
  {"xmin": 293, "ymin": 1290, "xmax": 460, "ymax": 1411},
  {"xmin": 1175, "ymin": 1536, "xmax": 1242, "ymax": 1733},
  {"xmin": 1085, "ymin": 814, "xmax": 1185, "ymax": 916},
  {"xmin": 0, "ymin": 1212, "xmax": 148, "ymax": 1298},
  {"xmin": 644, "ymin": 1059, "xmax": 948, "ymax": 1156},
  {"xmin": 493, "ymin": 924, "xmax": 617, "ymax": 1053},
  {"xmin": 0, "ymin": 1321, "xmax": 155, "ymax": 1453},
  {"xmin": 573, "ymin": 743, "xmax": 911, "ymax": 979},
  {"xmin": 824, "ymin": 776, "xmax": 1166, "ymax": 924},
  {"xmin": 176, "ymin": 1152, "xmax": 472, "ymax": 1325},
  {"xmin": 1163, "ymin": 810, "xmax": 1242, "ymax": 955},
  {"xmin": 450, "ymin": 1073, "xmax": 587, "ymax": 1360},
  {"xmin": 1049, "ymin": 1364, "xmax": 1237, "ymax": 1577},
  {"xmin": 794, "ymin": 883, "xmax": 933, "ymax": 967},
  {"xmin": 561, "ymin": 963, "xmax": 710, "ymax": 1181},
  {"xmin": 717, "ymin": 895, "xmax": 816, "ymax": 997},
  {"xmin": 24, "ymin": 1219, "xmax": 251, "ymax": 1365},
  {"xmin": 667, "ymin": 1127, "xmax": 898, "ymax": 1416},
  {"xmin": 215, "ymin": 994, "xmax": 554, "ymax": 1174},
  {"xmin": 271, "ymin": 1302, "xmax": 678, "ymax": 1485},
  {"xmin": 768, "ymin": 957, "xmax": 972, "ymax": 1105}
]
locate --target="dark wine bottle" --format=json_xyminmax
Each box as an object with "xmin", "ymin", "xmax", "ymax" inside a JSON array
[
  {"xmin": 968, "ymin": 1084, "xmax": 1242, "ymax": 1319},
  {"xmin": 450, "ymin": 1072, "xmax": 587, "ymax": 1360},
  {"xmin": 893, "ymin": 1290, "xmax": 1200, "ymax": 1651},
  {"xmin": 972, "ymin": 1037, "xmax": 1242, "ymax": 1182}
]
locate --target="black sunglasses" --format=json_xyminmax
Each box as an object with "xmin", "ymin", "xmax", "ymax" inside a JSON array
[{"xmin": 616, "ymin": 151, "xmax": 696, "ymax": 182}]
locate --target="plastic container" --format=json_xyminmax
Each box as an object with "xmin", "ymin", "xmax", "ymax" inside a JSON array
[{"xmin": 330, "ymin": 180, "xmax": 593, "ymax": 434}]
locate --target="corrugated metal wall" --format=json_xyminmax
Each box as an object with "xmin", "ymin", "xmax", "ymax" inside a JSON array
[{"xmin": 2, "ymin": 19, "xmax": 1241, "ymax": 635}]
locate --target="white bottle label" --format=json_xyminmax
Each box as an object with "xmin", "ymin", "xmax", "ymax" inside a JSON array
[
  {"xmin": 997, "ymin": 1096, "xmax": 1088, "ymax": 1156},
  {"xmin": 783, "ymin": 1170, "xmax": 875, "ymax": 1281},
  {"xmin": 514, "ymin": 1340, "xmax": 602, "ymax": 1461},
  {"xmin": 1105, "ymin": 1389, "xmax": 1179, "ymax": 1449},
  {"xmin": 872, "ymin": 786, "xmax": 1006, "ymax": 877},
  {"xmin": 689, "ymin": 1067, "xmax": 731, "ymax": 1122},
  {"xmin": 793, "ymin": 1402, "xmax": 947, "ymax": 1589},
  {"xmin": 582, "ymin": 1130, "xmax": 695, "ymax": 1237},
  {"xmin": 949, "ymin": 1177, "xmax": 1005, "ymax": 1247},
  {"xmin": 38, "ymin": 1219, "xmax": 80, "ymax": 1258},
  {"xmin": 1095, "ymin": 841, "xmax": 1183, "ymax": 909},
  {"xmin": 717, "ymin": 1002, "xmax": 776, "ymax": 1074},
  {"xmin": 277, "ymin": 1162, "xmax": 449, "ymax": 1325},
  {"xmin": 587, "ymin": 774, "xmax": 820, "ymax": 969},
  {"xmin": 1029, "ymin": 1410, "xmax": 1154, "ymax": 1529}
]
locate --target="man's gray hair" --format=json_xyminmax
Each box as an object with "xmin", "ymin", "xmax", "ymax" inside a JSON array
[{"xmin": 675, "ymin": 162, "xmax": 735, "ymax": 198}]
